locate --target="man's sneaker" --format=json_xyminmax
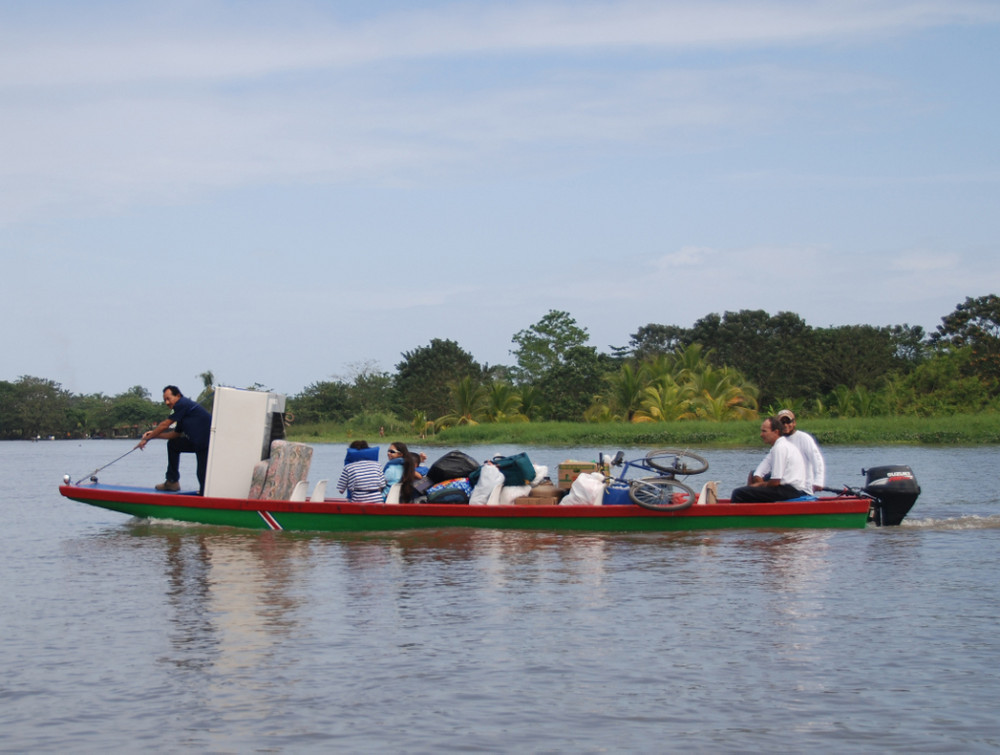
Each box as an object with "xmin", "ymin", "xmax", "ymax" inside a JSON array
[{"xmin": 155, "ymin": 481, "xmax": 180, "ymax": 491}]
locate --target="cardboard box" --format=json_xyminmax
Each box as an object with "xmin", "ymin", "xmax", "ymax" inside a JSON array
[
  {"xmin": 558, "ymin": 461, "xmax": 599, "ymax": 489},
  {"xmin": 514, "ymin": 497, "xmax": 560, "ymax": 506}
]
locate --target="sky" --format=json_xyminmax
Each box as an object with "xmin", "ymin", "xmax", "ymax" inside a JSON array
[{"xmin": 3, "ymin": 0, "xmax": 1000, "ymax": 398}]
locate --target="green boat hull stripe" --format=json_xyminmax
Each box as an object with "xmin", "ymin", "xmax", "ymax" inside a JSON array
[{"xmin": 60, "ymin": 486, "xmax": 870, "ymax": 532}]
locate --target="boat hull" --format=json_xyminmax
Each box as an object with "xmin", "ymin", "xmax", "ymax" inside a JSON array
[{"xmin": 59, "ymin": 484, "xmax": 872, "ymax": 532}]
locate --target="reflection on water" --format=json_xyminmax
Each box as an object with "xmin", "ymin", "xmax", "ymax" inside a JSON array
[
  {"xmin": 162, "ymin": 534, "xmax": 216, "ymax": 672},
  {"xmin": 5, "ymin": 440, "xmax": 1000, "ymax": 751},
  {"xmin": 155, "ymin": 529, "xmax": 310, "ymax": 671},
  {"xmin": 124, "ymin": 524, "xmax": 322, "ymax": 735},
  {"xmin": 132, "ymin": 524, "xmax": 867, "ymax": 729}
]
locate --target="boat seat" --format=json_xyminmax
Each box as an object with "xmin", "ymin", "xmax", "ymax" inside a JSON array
[
  {"xmin": 310, "ymin": 479, "xmax": 328, "ymax": 502},
  {"xmin": 786, "ymin": 494, "xmax": 818, "ymax": 502},
  {"xmin": 289, "ymin": 480, "xmax": 309, "ymax": 501},
  {"xmin": 385, "ymin": 483, "xmax": 402, "ymax": 504},
  {"xmin": 248, "ymin": 440, "xmax": 314, "ymax": 501}
]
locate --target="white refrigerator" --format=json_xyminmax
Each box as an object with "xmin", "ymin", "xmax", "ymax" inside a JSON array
[{"xmin": 203, "ymin": 387, "xmax": 286, "ymax": 499}]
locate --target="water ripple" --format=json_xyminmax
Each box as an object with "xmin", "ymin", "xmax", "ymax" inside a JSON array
[{"xmin": 6, "ymin": 441, "xmax": 1000, "ymax": 751}]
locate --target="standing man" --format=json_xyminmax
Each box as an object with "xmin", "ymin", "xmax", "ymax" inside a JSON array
[
  {"xmin": 137, "ymin": 385, "xmax": 212, "ymax": 494},
  {"xmin": 776, "ymin": 408, "xmax": 826, "ymax": 493},
  {"xmin": 731, "ymin": 416, "xmax": 810, "ymax": 502}
]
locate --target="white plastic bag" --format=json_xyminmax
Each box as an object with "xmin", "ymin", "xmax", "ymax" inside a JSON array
[
  {"xmin": 531, "ymin": 464, "xmax": 549, "ymax": 486},
  {"xmin": 469, "ymin": 463, "xmax": 505, "ymax": 506},
  {"xmin": 499, "ymin": 485, "xmax": 532, "ymax": 506},
  {"xmin": 560, "ymin": 471, "xmax": 606, "ymax": 506}
]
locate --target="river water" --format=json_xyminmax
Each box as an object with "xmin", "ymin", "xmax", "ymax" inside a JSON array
[{"xmin": 4, "ymin": 440, "xmax": 1000, "ymax": 752}]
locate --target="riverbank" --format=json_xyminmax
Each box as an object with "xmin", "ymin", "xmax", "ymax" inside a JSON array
[{"xmin": 286, "ymin": 412, "xmax": 1000, "ymax": 447}]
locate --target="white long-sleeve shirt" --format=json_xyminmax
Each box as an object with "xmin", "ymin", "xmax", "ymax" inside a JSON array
[{"xmin": 785, "ymin": 430, "xmax": 826, "ymax": 491}]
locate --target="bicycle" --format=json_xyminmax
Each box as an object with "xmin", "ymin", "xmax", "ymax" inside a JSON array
[{"xmin": 603, "ymin": 448, "xmax": 709, "ymax": 512}]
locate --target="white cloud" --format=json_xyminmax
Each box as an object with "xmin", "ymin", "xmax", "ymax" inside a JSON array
[
  {"xmin": 889, "ymin": 251, "xmax": 960, "ymax": 272},
  {"xmin": 2, "ymin": 0, "xmax": 995, "ymax": 224},
  {"xmin": 2, "ymin": 1, "xmax": 999, "ymax": 394},
  {"xmin": 655, "ymin": 245, "xmax": 713, "ymax": 268},
  {"xmin": 0, "ymin": 60, "xmax": 898, "ymax": 225},
  {"xmin": 4, "ymin": 1, "xmax": 997, "ymax": 89}
]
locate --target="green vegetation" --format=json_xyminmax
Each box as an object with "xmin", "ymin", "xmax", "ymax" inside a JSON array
[
  {"xmin": 4, "ymin": 295, "xmax": 1000, "ymax": 443},
  {"xmin": 286, "ymin": 413, "xmax": 1000, "ymax": 447}
]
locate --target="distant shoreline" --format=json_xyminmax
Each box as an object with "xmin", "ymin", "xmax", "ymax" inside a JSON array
[{"xmin": 287, "ymin": 413, "xmax": 1000, "ymax": 447}]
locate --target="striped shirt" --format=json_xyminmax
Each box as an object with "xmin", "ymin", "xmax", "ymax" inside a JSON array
[{"xmin": 337, "ymin": 460, "xmax": 386, "ymax": 503}]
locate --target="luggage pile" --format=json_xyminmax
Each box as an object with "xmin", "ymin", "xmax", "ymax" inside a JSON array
[{"xmin": 414, "ymin": 450, "xmax": 559, "ymax": 505}]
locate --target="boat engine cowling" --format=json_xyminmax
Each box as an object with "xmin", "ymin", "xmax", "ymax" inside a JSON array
[{"xmin": 864, "ymin": 465, "xmax": 920, "ymax": 526}]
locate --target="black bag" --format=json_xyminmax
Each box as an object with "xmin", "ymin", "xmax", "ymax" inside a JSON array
[
  {"xmin": 412, "ymin": 476, "xmax": 435, "ymax": 496},
  {"xmin": 426, "ymin": 450, "xmax": 479, "ymax": 484}
]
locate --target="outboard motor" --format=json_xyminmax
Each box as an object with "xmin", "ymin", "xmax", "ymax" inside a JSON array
[{"xmin": 864, "ymin": 465, "xmax": 920, "ymax": 526}]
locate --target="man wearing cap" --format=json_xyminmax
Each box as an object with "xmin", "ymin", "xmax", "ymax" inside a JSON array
[
  {"xmin": 776, "ymin": 409, "xmax": 826, "ymax": 493},
  {"xmin": 731, "ymin": 416, "xmax": 810, "ymax": 502}
]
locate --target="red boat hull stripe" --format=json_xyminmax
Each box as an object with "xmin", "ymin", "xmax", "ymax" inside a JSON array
[{"xmin": 259, "ymin": 511, "xmax": 282, "ymax": 530}]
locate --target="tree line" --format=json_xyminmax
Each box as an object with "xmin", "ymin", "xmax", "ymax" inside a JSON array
[
  {"xmin": 3, "ymin": 296, "xmax": 998, "ymax": 440},
  {"xmin": 0, "ymin": 374, "xmax": 215, "ymax": 441}
]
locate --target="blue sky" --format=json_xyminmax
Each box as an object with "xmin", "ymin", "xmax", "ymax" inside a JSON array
[{"xmin": 3, "ymin": 1, "xmax": 999, "ymax": 397}]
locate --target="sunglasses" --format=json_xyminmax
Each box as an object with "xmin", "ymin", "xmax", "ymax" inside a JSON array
[{"xmin": 780, "ymin": 417, "xmax": 794, "ymax": 424}]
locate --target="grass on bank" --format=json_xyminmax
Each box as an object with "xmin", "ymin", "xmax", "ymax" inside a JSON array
[{"xmin": 286, "ymin": 412, "xmax": 1000, "ymax": 447}]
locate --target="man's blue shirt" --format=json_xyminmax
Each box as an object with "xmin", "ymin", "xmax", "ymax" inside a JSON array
[{"xmin": 169, "ymin": 396, "xmax": 212, "ymax": 449}]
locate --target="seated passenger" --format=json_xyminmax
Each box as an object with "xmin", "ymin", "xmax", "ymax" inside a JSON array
[
  {"xmin": 384, "ymin": 441, "xmax": 420, "ymax": 502},
  {"xmin": 414, "ymin": 451, "xmax": 429, "ymax": 477},
  {"xmin": 731, "ymin": 417, "xmax": 810, "ymax": 503},
  {"xmin": 337, "ymin": 440, "xmax": 386, "ymax": 503},
  {"xmin": 777, "ymin": 409, "xmax": 826, "ymax": 493}
]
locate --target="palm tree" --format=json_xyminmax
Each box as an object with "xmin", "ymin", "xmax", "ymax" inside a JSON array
[
  {"xmin": 483, "ymin": 381, "xmax": 526, "ymax": 423},
  {"xmin": 583, "ymin": 403, "xmax": 617, "ymax": 422},
  {"xmin": 876, "ymin": 376, "xmax": 909, "ymax": 416},
  {"xmin": 518, "ymin": 385, "xmax": 542, "ymax": 421},
  {"xmin": 687, "ymin": 365, "xmax": 758, "ymax": 420},
  {"xmin": 434, "ymin": 376, "xmax": 487, "ymax": 429},
  {"xmin": 831, "ymin": 384, "xmax": 854, "ymax": 417},
  {"xmin": 605, "ymin": 362, "xmax": 645, "ymax": 421},
  {"xmin": 196, "ymin": 370, "xmax": 215, "ymax": 410},
  {"xmin": 639, "ymin": 343, "xmax": 711, "ymax": 387},
  {"xmin": 850, "ymin": 385, "xmax": 883, "ymax": 417},
  {"xmin": 632, "ymin": 377, "xmax": 696, "ymax": 422},
  {"xmin": 411, "ymin": 410, "xmax": 435, "ymax": 438},
  {"xmin": 765, "ymin": 398, "xmax": 807, "ymax": 418},
  {"xmin": 640, "ymin": 352, "xmax": 681, "ymax": 385},
  {"xmin": 672, "ymin": 342, "xmax": 710, "ymax": 377}
]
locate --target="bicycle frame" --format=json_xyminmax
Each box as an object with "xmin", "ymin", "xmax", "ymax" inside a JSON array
[
  {"xmin": 602, "ymin": 449, "xmax": 707, "ymax": 511},
  {"xmin": 610, "ymin": 456, "xmax": 672, "ymax": 485}
]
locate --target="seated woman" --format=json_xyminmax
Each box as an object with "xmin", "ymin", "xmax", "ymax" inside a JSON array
[{"xmin": 383, "ymin": 441, "xmax": 420, "ymax": 502}]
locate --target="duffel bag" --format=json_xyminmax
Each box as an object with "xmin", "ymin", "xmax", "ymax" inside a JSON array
[
  {"xmin": 426, "ymin": 450, "xmax": 479, "ymax": 483},
  {"xmin": 425, "ymin": 477, "xmax": 473, "ymax": 504},
  {"xmin": 469, "ymin": 452, "xmax": 537, "ymax": 487},
  {"xmin": 491, "ymin": 452, "xmax": 536, "ymax": 486}
]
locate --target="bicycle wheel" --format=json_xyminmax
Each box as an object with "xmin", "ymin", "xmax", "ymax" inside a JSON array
[
  {"xmin": 645, "ymin": 448, "xmax": 709, "ymax": 476},
  {"xmin": 629, "ymin": 477, "xmax": 696, "ymax": 512}
]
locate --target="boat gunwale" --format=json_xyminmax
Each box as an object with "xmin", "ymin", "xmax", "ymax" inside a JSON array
[{"xmin": 59, "ymin": 484, "xmax": 872, "ymax": 520}]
